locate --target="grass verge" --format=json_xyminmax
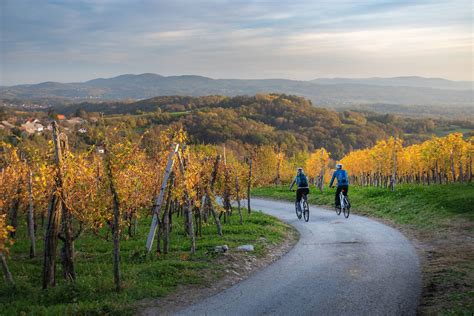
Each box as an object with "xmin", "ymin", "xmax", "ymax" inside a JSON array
[
  {"xmin": 0, "ymin": 209, "xmax": 293, "ymax": 315},
  {"xmin": 253, "ymin": 183, "xmax": 474, "ymax": 314}
]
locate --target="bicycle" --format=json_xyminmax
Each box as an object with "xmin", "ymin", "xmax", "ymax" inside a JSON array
[
  {"xmin": 294, "ymin": 191, "xmax": 310, "ymax": 222},
  {"xmin": 336, "ymin": 188, "xmax": 350, "ymax": 218}
]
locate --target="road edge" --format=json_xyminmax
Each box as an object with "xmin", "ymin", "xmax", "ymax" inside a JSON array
[{"xmin": 136, "ymin": 214, "xmax": 300, "ymax": 315}]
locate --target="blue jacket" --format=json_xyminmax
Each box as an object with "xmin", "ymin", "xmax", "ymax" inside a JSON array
[
  {"xmin": 329, "ymin": 169, "xmax": 349, "ymax": 187},
  {"xmin": 289, "ymin": 173, "xmax": 309, "ymax": 189}
]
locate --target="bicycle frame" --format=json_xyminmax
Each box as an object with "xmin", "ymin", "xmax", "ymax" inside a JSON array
[{"xmin": 339, "ymin": 189, "xmax": 346, "ymax": 209}]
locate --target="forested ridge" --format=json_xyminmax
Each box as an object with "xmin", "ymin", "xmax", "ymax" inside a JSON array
[{"xmin": 19, "ymin": 94, "xmax": 469, "ymax": 159}]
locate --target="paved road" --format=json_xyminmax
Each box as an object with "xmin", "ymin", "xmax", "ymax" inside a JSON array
[{"xmin": 177, "ymin": 198, "xmax": 421, "ymax": 316}]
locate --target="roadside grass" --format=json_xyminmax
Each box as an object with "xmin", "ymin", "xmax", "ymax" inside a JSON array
[
  {"xmin": 252, "ymin": 184, "xmax": 473, "ymax": 230},
  {"xmin": 252, "ymin": 183, "xmax": 474, "ymax": 314},
  {"xmin": 0, "ymin": 209, "xmax": 291, "ymax": 315}
]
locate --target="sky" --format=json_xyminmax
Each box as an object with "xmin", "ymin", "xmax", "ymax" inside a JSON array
[{"xmin": 0, "ymin": 0, "xmax": 472, "ymax": 85}]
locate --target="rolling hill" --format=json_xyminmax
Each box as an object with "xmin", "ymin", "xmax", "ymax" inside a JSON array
[{"xmin": 1, "ymin": 74, "xmax": 472, "ymax": 107}]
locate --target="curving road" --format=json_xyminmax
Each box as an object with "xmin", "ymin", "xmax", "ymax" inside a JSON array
[{"xmin": 177, "ymin": 198, "xmax": 421, "ymax": 316}]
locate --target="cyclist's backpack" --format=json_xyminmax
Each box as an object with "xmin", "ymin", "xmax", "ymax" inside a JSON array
[
  {"xmin": 339, "ymin": 170, "xmax": 349, "ymax": 185},
  {"xmin": 297, "ymin": 174, "xmax": 308, "ymax": 187}
]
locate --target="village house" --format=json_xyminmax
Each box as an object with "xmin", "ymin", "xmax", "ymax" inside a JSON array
[
  {"xmin": 21, "ymin": 119, "xmax": 44, "ymax": 134},
  {"xmin": 0, "ymin": 120, "xmax": 15, "ymax": 130},
  {"xmin": 67, "ymin": 117, "xmax": 87, "ymax": 125}
]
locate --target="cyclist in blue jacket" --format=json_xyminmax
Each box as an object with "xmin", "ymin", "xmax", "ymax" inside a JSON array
[
  {"xmin": 289, "ymin": 167, "xmax": 310, "ymax": 203},
  {"xmin": 329, "ymin": 164, "xmax": 349, "ymax": 209}
]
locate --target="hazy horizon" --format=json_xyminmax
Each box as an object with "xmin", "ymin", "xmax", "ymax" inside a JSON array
[
  {"xmin": 2, "ymin": 72, "xmax": 474, "ymax": 87},
  {"xmin": 1, "ymin": 0, "xmax": 472, "ymax": 85}
]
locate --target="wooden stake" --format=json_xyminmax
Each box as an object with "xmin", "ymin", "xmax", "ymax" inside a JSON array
[
  {"xmin": 146, "ymin": 144, "xmax": 179, "ymax": 252},
  {"xmin": 176, "ymin": 151, "xmax": 196, "ymax": 254},
  {"xmin": 42, "ymin": 121, "xmax": 63, "ymax": 289},
  {"xmin": 247, "ymin": 158, "xmax": 252, "ymax": 214},
  {"xmin": 27, "ymin": 167, "xmax": 36, "ymax": 258}
]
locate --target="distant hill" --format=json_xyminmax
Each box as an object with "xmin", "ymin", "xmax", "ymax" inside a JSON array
[
  {"xmin": 310, "ymin": 76, "xmax": 472, "ymax": 90},
  {"xmin": 1, "ymin": 74, "xmax": 472, "ymax": 106}
]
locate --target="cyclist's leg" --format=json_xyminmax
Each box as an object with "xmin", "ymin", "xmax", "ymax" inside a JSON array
[
  {"xmin": 342, "ymin": 185, "xmax": 349, "ymax": 196},
  {"xmin": 296, "ymin": 188, "xmax": 302, "ymax": 203},
  {"xmin": 335, "ymin": 186, "xmax": 342, "ymax": 207},
  {"xmin": 303, "ymin": 188, "xmax": 309, "ymax": 200}
]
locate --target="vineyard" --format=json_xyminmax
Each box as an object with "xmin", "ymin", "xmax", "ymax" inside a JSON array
[{"xmin": 0, "ymin": 118, "xmax": 472, "ymax": 312}]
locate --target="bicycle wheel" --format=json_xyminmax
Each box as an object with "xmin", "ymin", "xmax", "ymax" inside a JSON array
[
  {"xmin": 336, "ymin": 205, "xmax": 341, "ymax": 215},
  {"xmin": 343, "ymin": 197, "xmax": 350, "ymax": 218},
  {"xmin": 303, "ymin": 198, "xmax": 309, "ymax": 222},
  {"xmin": 295, "ymin": 201, "xmax": 302, "ymax": 219}
]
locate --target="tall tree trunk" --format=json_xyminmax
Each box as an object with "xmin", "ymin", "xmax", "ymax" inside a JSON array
[
  {"xmin": 247, "ymin": 158, "xmax": 252, "ymax": 214},
  {"xmin": 27, "ymin": 168, "xmax": 36, "ymax": 258},
  {"xmin": 0, "ymin": 253, "xmax": 14, "ymax": 285}
]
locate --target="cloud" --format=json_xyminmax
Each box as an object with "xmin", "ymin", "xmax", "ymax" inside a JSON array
[{"xmin": 1, "ymin": 0, "xmax": 472, "ymax": 84}]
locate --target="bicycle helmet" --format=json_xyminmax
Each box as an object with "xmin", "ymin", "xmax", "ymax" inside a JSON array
[
  {"xmin": 336, "ymin": 163, "xmax": 342, "ymax": 169},
  {"xmin": 297, "ymin": 167, "xmax": 304, "ymax": 172}
]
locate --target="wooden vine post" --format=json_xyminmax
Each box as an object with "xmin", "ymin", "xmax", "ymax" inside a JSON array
[
  {"xmin": 162, "ymin": 172, "xmax": 175, "ymax": 254},
  {"xmin": 146, "ymin": 143, "xmax": 179, "ymax": 252},
  {"xmin": 176, "ymin": 151, "xmax": 196, "ymax": 254},
  {"xmin": 27, "ymin": 165, "xmax": 36, "ymax": 258},
  {"xmin": 58, "ymin": 133, "xmax": 76, "ymax": 282},
  {"xmin": 247, "ymin": 157, "xmax": 252, "ymax": 214},
  {"xmin": 0, "ymin": 253, "xmax": 14, "ymax": 285},
  {"xmin": 42, "ymin": 121, "xmax": 63, "ymax": 289},
  {"xmin": 204, "ymin": 155, "xmax": 223, "ymax": 236},
  {"xmin": 274, "ymin": 146, "xmax": 281, "ymax": 185},
  {"xmin": 390, "ymin": 139, "xmax": 398, "ymax": 192},
  {"xmin": 319, "ymin": 149, "xmax": 326, "ymax": 192},
  {"xmin": 222, "ymin": 146, "xmax": 231, "ymax": 223},
  {"xmin": 104, "ymin": 141, "xmax": 122, "ymax": 292},
  {"xmin": 235, "ymin": 175, "xmax": 243, "ymax": 225},
  {"xmin": 8, "ymin": 158, "xmax": 22, "ymax": 238}
]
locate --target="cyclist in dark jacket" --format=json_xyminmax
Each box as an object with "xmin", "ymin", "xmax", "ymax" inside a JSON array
[
  {"xmin": 289, "ymin": 167, "xmax": 310, "ymax": 203},
  {"xmin": 329, "ymin": 164, "xmax": 349, "ymax": 208}
]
